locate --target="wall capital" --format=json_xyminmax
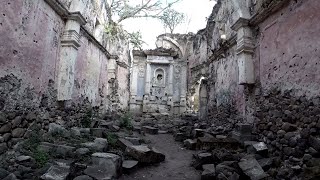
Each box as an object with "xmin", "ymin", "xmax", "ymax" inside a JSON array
[{"xmin": 67, "ymin": 12, "xmax": 87, "ymax": 25}]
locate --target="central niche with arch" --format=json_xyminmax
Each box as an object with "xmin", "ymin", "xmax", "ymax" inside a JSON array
[{"xmin": 153, "ymin": 68, "xmax": 165, "ymax": 87}]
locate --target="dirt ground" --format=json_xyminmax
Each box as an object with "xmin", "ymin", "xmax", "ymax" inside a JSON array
[{"xmin": 119, "ymin": 134, "xmax": 200, "ymax": 180}]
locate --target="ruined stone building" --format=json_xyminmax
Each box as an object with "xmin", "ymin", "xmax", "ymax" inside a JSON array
[
  {"xmin": 156, "ymin": 0, "xmax": 320, "ymax": 165},
  {"xmin": 0, "ymin": 0, "xmax": 320, "ymax": 179}
]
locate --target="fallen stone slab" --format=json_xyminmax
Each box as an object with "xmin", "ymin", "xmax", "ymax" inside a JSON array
[
  {"xmin": 125, "ymin": 137, "xmax": 140, "ymax": 145},
  {"xmin": 117, "ymin": 138, "xmax": 134, "ymax": 151},
  {"xmin": 201, "ymin": 164, "xmax": 215, "ymax": 180},
  {"xmin": 247, "ymin": 142, "xmax": 268, "ymax": 157},
  {"xmin": 192, "ymin": 152, "xmax": 214, "ymax": 170},
  {"xmin": 174, "ymin": 132, "xmax": 186, "ymax": 142},
  {"xmin": 238, "ymin": 155, "xmax": 269, "ymax": 180},
  {"xmin": 125, "ymin": 145, "xmax": 165, "ymax": 164},
  {"xmin": 197, "ymin": 136, "xmax": 239, "ymax": 150},
  {"xmin": 84, "ymin": 152, "xmax": 122, "ymax": 179},
  {"xmin": 81, "ymin": 138, "xmax": 108, "ymax": 152},
  {"xmin": 184, "ymin": 139, "xmax": 197, "ymax": 150},
  {"xmin": 142, "ymin": 126, "xmax": 158, "ymax": 134},
  {"xmin": 122, "ymin": 160, "xmax": 138, "ymax": 173},
  {"xmin": 41, "ymin": 165, "xmax": 70, "ymax": 180}
]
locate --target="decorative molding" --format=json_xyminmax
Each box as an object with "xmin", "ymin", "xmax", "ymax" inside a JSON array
[
  {"xmin": 68, "ymin": 12, "xmax": 86, "ymax": 25},
  {"xmin": 116, "ymin": 60, "xmax": 129, "ymax": 69},
  {"xmin": 61, "ymin": 30, "xmax": 80, "ymax": 49},
  {"xmin": 44, "ymin": 0, "xmax": 69, "ymax": 17},
  {"xmin": 249, "ymin": 0, "xmax": 290, "ymax": 26},
  {"xmin": 231, "ymin": 17, "xmax": 250, "ymax": 31},
  {"xmin": 138, "ymin": 63, "xmax": 145, "ymax": 77}
]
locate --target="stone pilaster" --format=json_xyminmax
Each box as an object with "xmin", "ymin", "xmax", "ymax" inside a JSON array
[
  {"xmin": 231, "ymin": 17, "xmax": 255, "ymax": 85},
  {"xmin": 180, "ymin": 63, "xmax": 188, "ymax": 113},
  {"xmin": 143, "ymin": 62, "xmax": 151, "ymax": 112},
  {"xmin": 57, "ymin": 12, "xmax": 86, "ymax": 101}
]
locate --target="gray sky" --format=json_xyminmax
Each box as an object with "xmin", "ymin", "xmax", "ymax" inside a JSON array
[{"xmin": 121, "ymin": 0, "xmax": 216, "ymax": 49}]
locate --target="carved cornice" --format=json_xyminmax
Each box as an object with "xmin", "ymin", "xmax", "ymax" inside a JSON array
[
  {"xmin": 116, "ymin": 60, "xmax": 129, "ymax": 69},
  {"xmin": 236, "ymin": 36, "xmax": 255, "ymax": 54},
  {"xmin": 44, "ymin": 0, "xmax": 69, "ymax": 17},
  {"xmin": 250, "ymin": 0, "xmax": 290, "ymax": 26},
  {"xmin": 231, "ymin": 17, "xmax": 250, "ymax": 31},
  {"xmin": 68, "ymin": 12, "xmax": 86, "ymax": 25}
]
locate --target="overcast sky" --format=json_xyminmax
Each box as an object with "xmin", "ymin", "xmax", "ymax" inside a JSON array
[{"xmin": 121, "ymin": 0, "xmax": 217, "ymax": 49}]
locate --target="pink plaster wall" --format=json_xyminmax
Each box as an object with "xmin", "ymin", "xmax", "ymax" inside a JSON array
[
  {"xmin": 0, "ymin": 0, "xmax": 64, "ymax": 95},
  {"xmin": 257, "ymin": 0, "xmax": 320, "ymax": 98},
  {"xmin": 74, "ymin": 36, "xmax": 109, "ymax": 106},
  {"xmin": 0, "ymin": 0, "xmax": 113, "ymax": 109}
]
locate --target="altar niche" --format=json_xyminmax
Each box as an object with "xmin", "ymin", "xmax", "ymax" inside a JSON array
[{"xmin": 129, "ymin": 49, "xmax": 187, "ymax": 115}]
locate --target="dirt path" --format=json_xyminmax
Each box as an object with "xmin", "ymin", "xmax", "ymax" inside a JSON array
[{"xmin": 119, "ymin": 134, "xmax": 200, "ymax": 180}]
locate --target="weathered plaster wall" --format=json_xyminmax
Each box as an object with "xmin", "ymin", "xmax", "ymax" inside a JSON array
[
  {"xmin": 256, "ymin": 0, "xmax": 320, "ymax": 98},
  {"xmin": 0, "ymin": 0, "xmax": 130, "ymax": 112},
  {"xmin": 0, "ymin": 0, "xmax": 64, "ymax": 107}
]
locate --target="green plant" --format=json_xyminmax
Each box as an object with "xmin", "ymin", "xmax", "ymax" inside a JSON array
[
  {"xmin": 120, "ymin": 113, "xmax": 133, "ymax": 130},
  {"xmin": 106, "ymin": 132, "xmax": 118, "ymax": 148},
  {"xmin": 33, "ymin": 148, "xmax": 49, "ymax": 167},
  {"xmin": 81, "ymin": 109, "xmax": 93, "ymax": 128}
]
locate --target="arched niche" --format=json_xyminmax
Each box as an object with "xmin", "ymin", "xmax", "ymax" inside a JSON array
[
  {"xmin": 94, "ymin": 19, "xmax": 104, "ymax": 43},
  {"xmin": 152, "ymin": 68, "xmax": 166, "ymax": 87}
]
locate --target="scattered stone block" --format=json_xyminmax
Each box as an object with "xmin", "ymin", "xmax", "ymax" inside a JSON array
[
  {"xmin": 238, "ymin": 155, "xmax": 269, "ymax": 180},
  {"xmin": 142, "ymin": 126, "xmax": 158, "ymax": 134},
  {"xmin": 122, "ymin": 160, "xmax": 138, "ymax": 173},
  {"xmin": 74, "ymin": 175, "xmax": 93, "ymax": 180},
  {"xmin": 184, "ymin": 139, "xmax": 197, "ymax": 150},
  {"xmin": 117, "ymin": 138, "xmax": 134, "ymax": 151},
  {"xmin": 192, "ymin": 152, "xmax": 214, "ymax": 170},
  {"xmin": 41, "ymin": 165, "xmax": 70, "ymax": 180},
  {"xmin": 125, "ymin": 137, "xmax": 140, "ymax": 145},
  {"xmin": 48, "ymin": 123, "xmax": 68, "ymax": 137},
  {"xmin": 232, "ymin": 123, "xmax": 253, "ymax": 143},
  {"xmin": 174, "ymin": 133, "xmax": 186, "ymax": 142},
  {"xmin": 197, "ymin": 136, "xmax": 239, "ymax": 150},
  {"xmin": 125, "ymin": 145, "xmax": 165, "ymax": 164},
  {"xmin": 90, "ymin": 128, "xmax": 105, "ymax": 138},
  {"xmin": 257, "ymin": 158, "xmax": 273, "ymax": 171},
  {"xmin": 16, "ymin": 155, "xmax": 31, "ymax": 162},
  {"xmin": 81, "ymin": 138, "xmax": 108, "ymax": 152},
  {"xmin": 84, "ymin": 153, "xmax": 122, "ymax": 179},
  {"xmin": 192, "ymin": 129, "xmax": 205, "ymax": 138},
  {"xmin": 201, "ymin": 164, "xmax": 215, "ymax": 180},
  {"xmin": 75, "ymin": 148, "xmax": 90, "ymax": 156},
  {"xmin": 248, "ymin": 142, "xmax": 268, "ymax": 157}
]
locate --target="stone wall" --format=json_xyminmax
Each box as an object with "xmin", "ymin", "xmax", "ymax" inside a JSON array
[{"xmin": 0, "ymin": 0, "xmax": 130, "ymax": 113}]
